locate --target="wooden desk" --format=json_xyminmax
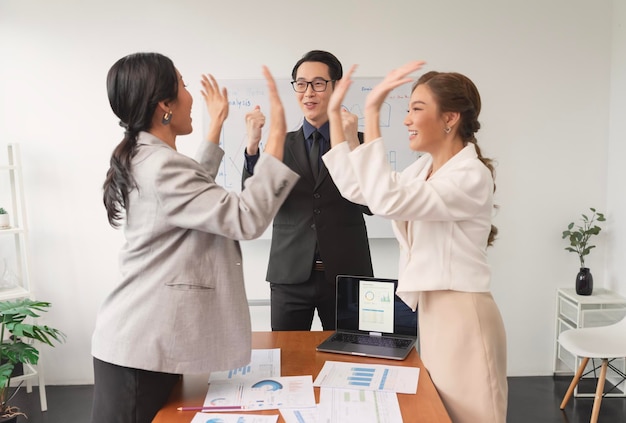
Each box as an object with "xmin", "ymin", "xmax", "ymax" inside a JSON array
[{"xmin": 153, "ymin": 331, "xmax": 451, "ymax": 422}]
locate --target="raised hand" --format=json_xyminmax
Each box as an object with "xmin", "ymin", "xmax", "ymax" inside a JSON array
[
  {"xmin": 261, "ymin": 65, "xmax": 287, "ymax": 160},
  {"xmin": 328, "ymin": 64, "xmax": 357, "ymax": 117},
  {"xmin": 364, "ymin": 61, "xmax": 425, "ymax": 112},
  {"xmin": 201, "ymin": 74, "xmax": 229, "ymax": 144},
  {"xmin": 340, "ymin": 109, "xmax": 360, "ymax": 151},
  {"xmin": 364, "ymin": 61, "xmax": 425, "ymax": 143},
  {"xmin": 328, "ymin": 64, "xmax": 358, "ymax": 149},
  {"xmin": 245, "ymin": 105, "xmax": 266, "ymax": 155}
]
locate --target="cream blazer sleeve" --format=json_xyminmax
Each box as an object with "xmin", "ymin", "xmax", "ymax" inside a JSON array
[
  {"xmin": 321, "ymin": 141, "xmax": 369, "ymax": 205},
  {"xmin": 324, "ymin": 138, "xmax": 494, "ymax": 310},
  {"xmin": 332, "ymin": 138, "xmax": 493, "ymax": 222}
]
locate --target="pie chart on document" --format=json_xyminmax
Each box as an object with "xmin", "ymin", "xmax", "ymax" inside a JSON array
[{"xmin": 251, "ymin": 379, "xmax": 283, "ymax": 391}]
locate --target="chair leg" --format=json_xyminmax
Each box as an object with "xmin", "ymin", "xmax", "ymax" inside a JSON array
[
  {"xmin": 560, "ymin": 356, "xmax": 590, "ymax": 409},
  {"xmin": 37, "ymin": 361, "xmax": 48, "ymax": 411},
  {"xmin": 590, "ymin": 359, "xmax": 608, "ymax": 423}
]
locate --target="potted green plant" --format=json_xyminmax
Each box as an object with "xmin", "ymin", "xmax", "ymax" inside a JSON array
[
  {"xmin": 0, "ymin": 209, "xmax": 9, "ymax": 230},
  {"xmin": 0, "ymin": 298, "xmax": 65, "ymax": 422},
  {"xmin": 561, "ymin": 207, "xmax": 606, "ymax": 295}
]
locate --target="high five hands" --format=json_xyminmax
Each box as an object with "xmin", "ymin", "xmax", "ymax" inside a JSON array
[
  {"xmin": 327, "ymin": 61, "xmax": 426, "ymax": 148},
  {"xmin": 202, "ymin": 67, "xmax": 286, "ymax": 160},
  {"xmin": 239, "ymin": 67, "xmax": 287, "ymax": 160}
]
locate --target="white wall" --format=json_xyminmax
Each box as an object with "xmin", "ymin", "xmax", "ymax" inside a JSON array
[
  {"xmin": 607, "ymin": 1, "xmax": 626, "ymax": 296},
  {"xmin": 0, "ymin": 0, "xmax": 621, "ymax": 384}
]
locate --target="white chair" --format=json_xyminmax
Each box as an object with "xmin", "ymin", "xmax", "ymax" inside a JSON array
[{"xmin": 559, "ymin": 315, "xmax": 626, "ymax": 423}]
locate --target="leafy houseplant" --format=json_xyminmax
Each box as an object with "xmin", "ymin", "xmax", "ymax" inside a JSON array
[
  {"xmin": 0, "ymin": 299, "xmax": 65, "ymax": 421},
  {"xmin": 562, "ymin": 207, "xmax": 606, "ymax": 295}
]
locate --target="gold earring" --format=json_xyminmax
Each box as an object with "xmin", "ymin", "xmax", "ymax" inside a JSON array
[
  {"xmin": 444, "ymin": 126, "xmax": 451, "ymax": 134},
  {"xmin": 162, "ymin": 110, "xmax": 172, "ymax": 125}
]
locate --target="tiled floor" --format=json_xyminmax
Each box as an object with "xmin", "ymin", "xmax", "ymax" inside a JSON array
[{"xmin": 7, "ymin": 376, "xmax": 626, "ymax": 422}]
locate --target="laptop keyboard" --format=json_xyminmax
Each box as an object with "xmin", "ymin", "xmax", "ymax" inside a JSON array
[{"xmin": 332, "ymin": 333, "xmax": 413, "ymax": 349}]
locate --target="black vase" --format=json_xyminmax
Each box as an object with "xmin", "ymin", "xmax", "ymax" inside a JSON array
[{"xmin": 576, "ymin": 267, "xmax": 593, "ymax": 295}]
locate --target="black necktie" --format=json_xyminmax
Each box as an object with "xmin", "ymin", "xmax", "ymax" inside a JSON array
[{"xmin": 309, "ymin": 131, "xmax": 320, "ymax": 177}]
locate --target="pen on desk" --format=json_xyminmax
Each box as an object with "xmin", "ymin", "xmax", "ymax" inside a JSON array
[{"xmin": 176, "ymin": 405, "xmax": 244, "ymax": 411}]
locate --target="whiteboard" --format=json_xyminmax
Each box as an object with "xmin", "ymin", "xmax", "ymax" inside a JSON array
[{"xmin": 205, "ymin": 77, "xmax": 421, "ymax": 238}]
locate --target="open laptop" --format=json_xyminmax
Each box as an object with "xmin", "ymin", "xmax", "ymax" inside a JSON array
[{"xmin": 316, "ymin": 275, "xmax": 418, "ymax": 360}]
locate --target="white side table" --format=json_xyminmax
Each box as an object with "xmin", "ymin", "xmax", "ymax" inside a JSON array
[{"xmin": 554, "ymin": 287, "xmax": 626, "ymax": 397}]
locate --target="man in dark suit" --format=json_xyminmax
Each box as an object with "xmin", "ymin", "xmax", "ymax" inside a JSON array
[{"xmin": 242, "ymin": 50, "xmax": 373, "ymax": 331}]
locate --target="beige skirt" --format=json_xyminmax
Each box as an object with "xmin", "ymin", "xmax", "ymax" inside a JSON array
[{"xmin": 418, "ymin": 290, "xmax": 508, "ymax": 423}]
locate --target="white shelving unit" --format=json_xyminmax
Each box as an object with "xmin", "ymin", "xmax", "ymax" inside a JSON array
[
  {"xmin": 554, "ymin": 287, "xmax": 626, "ymax": 398},
  {"xmin": 0, "ymin": 143, "xmax": 48, "ymax": 411}
]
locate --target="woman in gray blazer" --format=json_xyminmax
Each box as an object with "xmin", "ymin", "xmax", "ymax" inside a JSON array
[{"xmin": 90, "ymin": 52, "xmax": 298, "ymax": 423}]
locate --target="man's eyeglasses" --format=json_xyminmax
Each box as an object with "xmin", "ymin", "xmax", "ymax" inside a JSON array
[{"xmin": 291, "ymin": 79, "xmax": 334, "ymax": 93}]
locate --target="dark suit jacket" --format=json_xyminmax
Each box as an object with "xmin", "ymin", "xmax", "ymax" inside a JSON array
[{"xmin": 243, "ymin": 127, "xmax": 373, "ymax": 285}]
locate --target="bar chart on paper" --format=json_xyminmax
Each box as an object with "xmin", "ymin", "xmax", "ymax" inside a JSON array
[
  {"xmin": 208, "ymin": 349, "xmax": 280, "ymax": 382},
  {"xmin": 227, "ymin": 364, "xmax": 251, "ymax": 379},
  {"xmin": 313, "ymin": 361, "xmax": 419, "ymax": 394},
  {"xmin": 348, "ymin": 367, "xmax": 376, "ymax": 388}
]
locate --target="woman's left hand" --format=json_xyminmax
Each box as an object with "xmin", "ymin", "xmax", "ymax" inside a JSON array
[
  {"xmin": 365, "ymin": 61, "xmax": 426, "ymax": 112},
  {"xmin": 201, "ymin": 74, "xmax": 229, "ymax": 143},
  {"xmin": 201, "ymin": 74, "xmax": 229, "ymax": 125}
]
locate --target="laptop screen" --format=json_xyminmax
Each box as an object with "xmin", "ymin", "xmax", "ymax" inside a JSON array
[{"xmin": 336, "ymin": 275, "xmax": 417, "ymax": 336}]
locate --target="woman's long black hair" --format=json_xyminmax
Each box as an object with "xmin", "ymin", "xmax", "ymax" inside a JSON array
[{"xmin": 102, "ymin": 52, "xmax": 178, "ymax": 228}]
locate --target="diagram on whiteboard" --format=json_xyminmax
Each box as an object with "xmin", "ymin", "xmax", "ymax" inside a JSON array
[{"xmin": 204, "ymin": 77, "xmax": 421, "ymax": 238}]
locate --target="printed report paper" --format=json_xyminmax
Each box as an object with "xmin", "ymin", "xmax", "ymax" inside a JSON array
[
  {"xmin": 204, "ymin": 375, "xmax": 316, "ymax": 411},
  {"xmin": 209, "ymin": 348, "xmax": 281, "ymax": 382},
  {"xmin": 279, "ymin": 407, "xmax": 319, "ymax": 423},
  {"xmin": 313, "ymin": 361, "xmax": 419, "ymax": 394},
  {"xmin": 318, "ymin": 387, "xmax": 403, "ymax": 423},
  {"xmin": 190, "ymin": 412, "xmax": 278, "ymax": 423},
  {"xmin": 279, "ymin": 389, "xmax": 403, "ymax": 423}
]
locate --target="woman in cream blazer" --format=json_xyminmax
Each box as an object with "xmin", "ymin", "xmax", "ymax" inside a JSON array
[
  {"xmin": 323, "ymin": 62, "xmax": 507, "ymax": 423},
  {"xmin": 91, "ymin": 53, "xmax": 298, "ymax": 423}
]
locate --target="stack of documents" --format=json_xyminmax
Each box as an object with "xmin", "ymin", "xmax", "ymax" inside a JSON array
[{"xmin": 193, "ymin": 349, "xmax": 420, "ymax": 423}]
